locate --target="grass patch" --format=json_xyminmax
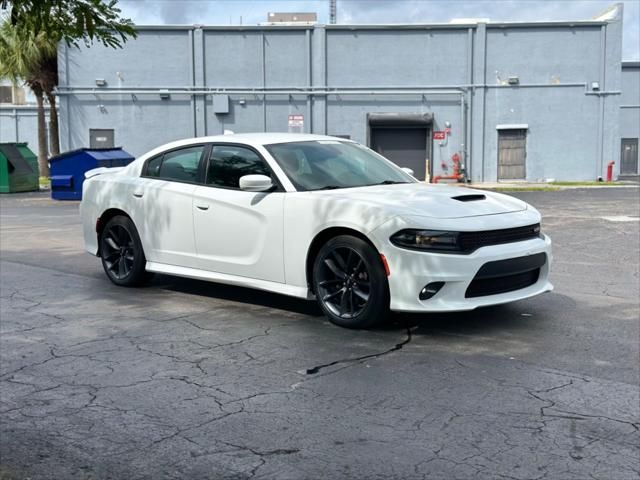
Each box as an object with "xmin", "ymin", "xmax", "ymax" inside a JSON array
[{"xmin": 550, "ymin": 181, "xmax": 623, "ymax": 186}]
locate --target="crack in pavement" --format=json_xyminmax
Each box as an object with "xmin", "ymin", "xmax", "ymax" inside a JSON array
[{"xmin": 305, "ymin": 322, "xmax": 414, "ymax": 375}]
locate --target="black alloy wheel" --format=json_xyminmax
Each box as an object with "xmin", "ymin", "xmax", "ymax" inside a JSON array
[
  {"xmin": 317, "ymin": 246, "xmax": 370, "ymax": 318},
  {"xmin": 100, "ymin": 216, "xmax": 148, "ymax": 286},
  {"xmin": 313, "ymin": 235, "xmax": 390, "ymax": 329}
]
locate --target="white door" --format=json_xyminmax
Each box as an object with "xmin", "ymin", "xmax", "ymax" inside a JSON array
[
  {"xmin": 192, "ymin": 144, "xmax": 285, "ymax": 282},
  {"xmin": 130, "ymin": 145, "xmax": 205, "ymax": 268}
]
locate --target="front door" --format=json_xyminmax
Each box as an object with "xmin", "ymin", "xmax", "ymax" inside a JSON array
[
  {"xmin": 621, "ymin": 138, "xmax": 639, "ymax": 175},
  {"xmin": 192, "ymin": 144, "xmax": 285, "ymax": 283},
  {"xmin": 371, "ymin": 127, "xmax": 428, "ymax": 180},
  {"xmin": 498, "ymin": 129, "xmax": 527, "ymax": 180}
]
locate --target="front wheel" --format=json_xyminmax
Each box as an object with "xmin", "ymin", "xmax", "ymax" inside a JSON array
[
  {"xmin": 312, "ymin": 235, "xmax": 390, "ymax": 329},
  {"xmin": 100, "ymin": 215, "xmax": 148, "ymax": 287}
]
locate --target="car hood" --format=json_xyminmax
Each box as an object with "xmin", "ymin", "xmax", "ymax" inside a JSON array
[{"xmin": 311, "ymin": 183, "xmax": 527, "ymax": 219}]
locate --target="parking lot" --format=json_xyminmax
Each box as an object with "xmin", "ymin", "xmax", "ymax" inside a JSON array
[{"xmin": 1, "ymin": 187, "xmax": 639, "ymax": 480}]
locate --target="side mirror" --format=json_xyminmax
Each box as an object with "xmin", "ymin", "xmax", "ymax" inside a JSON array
[
  {"xmin": 401, "ymin": 167, "xmax": 415, "ymax": 177},
  {"xmin": 239, "ymin": 174, "xmax": 274, "ymax": 192}
]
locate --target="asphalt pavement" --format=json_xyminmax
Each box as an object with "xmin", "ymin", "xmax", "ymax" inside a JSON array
[{"xmin": 0, "ymin": 188, "xmax": 639, "ymax": 480}]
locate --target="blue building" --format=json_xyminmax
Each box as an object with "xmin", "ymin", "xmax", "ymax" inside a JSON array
[{"xmin": 2, "ymin": 3, "xmax": 637, "ymax": 182}]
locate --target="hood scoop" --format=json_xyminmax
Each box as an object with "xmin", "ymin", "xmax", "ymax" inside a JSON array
[{"xmin": 452, "ymin": 194, "xmax": 486, "ymax": 202}]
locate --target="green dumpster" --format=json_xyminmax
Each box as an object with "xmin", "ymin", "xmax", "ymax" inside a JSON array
[{"xmin": 0, "ymin": 143, "xmax": 40, "ymax": 193}]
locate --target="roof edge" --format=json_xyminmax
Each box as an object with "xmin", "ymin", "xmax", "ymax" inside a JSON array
[{"xmin": 129, "ymin": 19, "xmax": 609, "ymax": 32}]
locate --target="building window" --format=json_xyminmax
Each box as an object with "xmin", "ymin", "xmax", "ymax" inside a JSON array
[{"xmin": 0, "ymin": 86, "xmax": 13, "ymax": 104}]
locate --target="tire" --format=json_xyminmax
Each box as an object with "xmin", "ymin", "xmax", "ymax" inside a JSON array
[
  {"xmin": 99, "ymin": 215, "xmax": 148, "ymax": 287},
  {"xmin": 312, "ymin": 235, "xmax": 390, "ymax": 329}
]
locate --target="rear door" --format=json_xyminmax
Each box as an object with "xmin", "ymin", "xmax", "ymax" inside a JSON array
[
  {"xmin": 192, "ymin": 144, "xmax": 285, "ymax": 282},
  {"xmin": 498, "ymin": 129, "xmax": 527, "ymax": 180},
  {"xmin": 621, "ymin": 138, "xmax": 639, "ymax": 175},
  {"xmin": 130, "ymin": 145, "xmax": 206, "ymax": 268}
]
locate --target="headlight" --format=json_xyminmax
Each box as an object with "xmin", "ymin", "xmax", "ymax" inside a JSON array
[{"xmin": 390, "ymin": 229, "xmax": 462, "ymax": 252}]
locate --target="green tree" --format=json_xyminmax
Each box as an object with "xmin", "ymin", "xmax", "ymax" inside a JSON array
[
  {"xmin": 0, "ymin": 21, "xmax": 57, "ymax": 176},
  {"xmin": 6, "ymin": 0, "xmax": 137, "ymax": 48},
  {"xmin": 0, "ymin": 0, "xmax": 136, "ymax": 176}
]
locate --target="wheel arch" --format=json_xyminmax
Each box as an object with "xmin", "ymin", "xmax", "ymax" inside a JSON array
[
  {"xmin": 96, "ymin": 208, "xmax": 132, "ymax": 254},
  {"xmin": 305, "ymin": 226, "xmax": 380, "ymax": 288}
]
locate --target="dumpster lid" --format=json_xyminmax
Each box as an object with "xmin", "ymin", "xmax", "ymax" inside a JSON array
[
  {"xmin": 49, "ymin": 147, "xmax": 135, "ymax": 163},
  {"xmin": 0, "ymin": 143, "xmax": 35, "ymax": 175}
]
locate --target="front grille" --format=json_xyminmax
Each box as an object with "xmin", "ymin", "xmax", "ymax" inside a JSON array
[
  {"xmin": 459, "ymin": 224, "xmax": 541, "ymax": 252},
  {"xmin": 465, "ymin": 253, "xmax": 546, "ymax": 298},
  {"xmin": 466, "ymin": 269, "xmax": 540, "ymax": 298}
]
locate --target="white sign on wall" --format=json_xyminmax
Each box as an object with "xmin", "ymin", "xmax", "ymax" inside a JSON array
[{"xmin": 288, "ymin": 114, "xmax": 304, "ymax": 128}]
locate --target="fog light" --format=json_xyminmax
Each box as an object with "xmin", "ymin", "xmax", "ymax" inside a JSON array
[{"xmin": 419, "ymin": 282, "xmax": 445, "ymax": 300}]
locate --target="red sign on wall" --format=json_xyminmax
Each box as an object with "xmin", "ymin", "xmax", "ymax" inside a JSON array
[{"xmin": 433, "ymin": 131, "xmax": 446, "ymax": 140}]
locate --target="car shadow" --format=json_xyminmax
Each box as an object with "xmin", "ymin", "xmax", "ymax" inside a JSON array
[
  {"xmin": 391, "ymin": 304, "xmax": 531, "ymax": 335},
  {"xmin": 150, "ymin": 273, "xmax": 539, "ymax": 335},
  {"xmin": 150, "ymin": 274, "xmax": 324, "ymax": 317}
]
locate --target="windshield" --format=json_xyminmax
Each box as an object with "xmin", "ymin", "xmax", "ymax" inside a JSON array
[{"xmin": 265, "ymin": 140, "xmax": 416, "ymax": 191}]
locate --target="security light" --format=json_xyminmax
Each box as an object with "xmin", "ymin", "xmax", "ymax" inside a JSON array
[
  {"xmin": 507, "ymin": 76, "xmax": 520, "ymax": 85},
  {"xmin": 591, "ymin": 81, "xmax": 600, "ymax": 91},
  {"xmin": 95, "ymin": 79, "xmax": 107, "ymax": 87},
  {"xmin": 159, "ymin": 90, "xmax": 171, "ymax": 100}
]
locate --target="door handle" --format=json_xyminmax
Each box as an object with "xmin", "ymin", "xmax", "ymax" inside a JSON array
[
  {"xmin": 132, "ymin": 192, "xmax": 144, "ymax": 198},
  {"xmin": 195, "ymin": 204, "xmax": 210, "ymax": 211}
]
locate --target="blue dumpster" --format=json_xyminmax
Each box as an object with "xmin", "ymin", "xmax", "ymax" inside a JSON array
[{"xmin": 49, "ymin": 147, "xmax": 135, "ymax": 200}]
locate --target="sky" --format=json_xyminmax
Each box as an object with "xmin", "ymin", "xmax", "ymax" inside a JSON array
[{"xmin": 116, "ymin": 0, "xmax": 639, "ymax": 60}]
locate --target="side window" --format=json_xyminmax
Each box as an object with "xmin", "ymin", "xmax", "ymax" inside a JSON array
[
  {"xmin": 145, "ymin": 154, "xmax": 163, "ymax": 177},
  {"xmin": 157, "ymin": 146, "xmax": 204, "ymax": 182},
  {"xmin": 206, "ymin": 145, "xmax": 271, "ymax": 189}
]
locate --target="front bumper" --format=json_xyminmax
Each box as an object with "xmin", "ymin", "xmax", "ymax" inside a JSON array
[{"xmin": 379, "ymin": 233, "xmax": 553, "ymax": 313}]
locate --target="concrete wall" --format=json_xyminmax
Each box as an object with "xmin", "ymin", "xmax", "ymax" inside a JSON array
[
  {"xmin": 620, "ymin": 63, "xmax": 640, "ymax": 140},
  {"xmin": 57, "ymin": 6, "xmax": 625, "ymax": 182}
]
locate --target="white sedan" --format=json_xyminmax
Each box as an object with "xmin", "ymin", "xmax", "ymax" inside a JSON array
[{"xmin": 80, "ymin": 133, "xmax": 553, "ymax": 329}]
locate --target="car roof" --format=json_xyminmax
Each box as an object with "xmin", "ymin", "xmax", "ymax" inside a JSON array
[{"xmin": 161, "ymin": 132, "xmax": 350, "ymax": 150}]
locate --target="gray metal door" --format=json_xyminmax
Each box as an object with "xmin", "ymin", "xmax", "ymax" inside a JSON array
[
  {"xmin": 89, "ymin": 129, "xmax": 115, "ymax": 149},
  {"xmin": 621, "ymin": 138, "xmax": 638, "ymax": 175},
  {"xmin": 370, "ymin": 127, "xmax": 428, "ymax": 180},
  {"xmin": 498, "ymin": 129, "xmax": 527, "ymax": 180}
]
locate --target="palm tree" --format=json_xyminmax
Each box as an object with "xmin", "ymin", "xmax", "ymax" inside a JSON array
[
  {"xmin": 0, "ymin": 20, "xmax": 58, "ymax": 176},
  {"xmin": 1, "ymin": 1, "xmax": 136, "ymax": 176}
]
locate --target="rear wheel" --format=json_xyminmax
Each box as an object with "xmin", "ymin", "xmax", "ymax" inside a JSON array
[
  {"xmin": 100, "ymin": 216, "xmax": 148, "ymax": 287},
  {"xmin": 312, "ymin": 235, "xmax": 390, "ymax": 329}
]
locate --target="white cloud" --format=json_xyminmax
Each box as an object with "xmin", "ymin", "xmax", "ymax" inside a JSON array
[{"xmin": 118, "ymin": 0, "xmax": 639, "ymax": 59}]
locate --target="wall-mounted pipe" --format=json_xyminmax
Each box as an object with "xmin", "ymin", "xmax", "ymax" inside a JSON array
[
  {"xmin": 585, "ymin": 91, "xmax": 621, "ymax": 96},
  {"xmin": 261, "ymin": 31, "xmax": 267, "ymax": 132},
  {"xmin": 55, "ymin": 82, "xmax": 592, "ymax": 92},
  {"xmin": 54, "ymin": 89, "xmax": 467, "ymax": 96}
]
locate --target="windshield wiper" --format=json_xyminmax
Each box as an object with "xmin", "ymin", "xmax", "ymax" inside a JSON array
[
  {"xmin": 377, "ymin": 180, "xmax": 408, "ymax": 185},
  {"xmin": 315, "ymin": 185, "xmax": 342, "ymax": 190}
]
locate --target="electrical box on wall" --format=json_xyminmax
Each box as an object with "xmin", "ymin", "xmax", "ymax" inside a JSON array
[{"xmin": 213, "ymin": 95, "xmax": 230, "ymax": 114}]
